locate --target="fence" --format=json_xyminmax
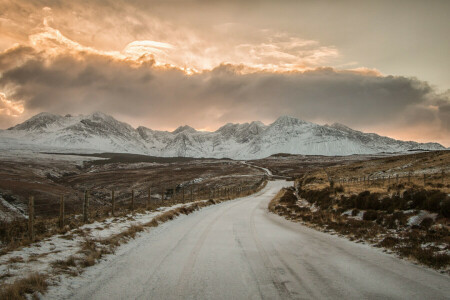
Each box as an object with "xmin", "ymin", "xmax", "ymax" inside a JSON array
[
  {"xmin": 23, "ymin": 178, "xmax": 267, "ymax": 242},
  {"xmin": 335, "ymin": 170, "xmax": 447, "ymax": 187}
]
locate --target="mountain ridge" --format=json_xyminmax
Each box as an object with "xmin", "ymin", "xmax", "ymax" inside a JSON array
[{"xmin": 2, "ymin": 112, "xmax": 446, "ymax": 159}]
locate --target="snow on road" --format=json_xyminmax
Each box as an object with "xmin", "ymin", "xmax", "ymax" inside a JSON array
[{"xmin": 48, "ymin": 181, "xmax": 449, "ymax": 299}]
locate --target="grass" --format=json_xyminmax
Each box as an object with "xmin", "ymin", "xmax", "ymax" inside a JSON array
[{"xmin": 0, "ymin": 273, "xmax": 48, "ymax": 300}]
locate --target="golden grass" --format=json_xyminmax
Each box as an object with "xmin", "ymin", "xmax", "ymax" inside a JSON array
[
  {"xmin": 268, "ymin": 189, "xmax": 286, "ymax": 212},
  {"xmin": 0, "ymin": 273, "xmax": 48, "ymax": 300},
  {"xmin": 297, "ymin": 151, "xmax": 450, "ymax": 197}
]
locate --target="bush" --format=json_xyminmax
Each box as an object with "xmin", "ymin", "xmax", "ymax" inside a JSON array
[
  {"xmin": 441, "ymin": 199, "xmax": 450, "ymax": 218},
  {"xmin": 363, "ymin": 210, "xmax": 378, "ymax": 221},
  {"xmin": 420, "ymin": 217, "xmax": 433, "ymax": 229},
  {"xmin": 335, "ymin": 185, "xmax": 344, "ymax": 193},
  {"xmin": 279, "ymin": 189, "xmax": 297, "ymax": 205},
  {"xmin": 299, "ymin": 188, "xmax": 332, "ymax": 209},
  {"xmin": 425, "ymin": 190, "xmax": 446, "ymax": 212}
]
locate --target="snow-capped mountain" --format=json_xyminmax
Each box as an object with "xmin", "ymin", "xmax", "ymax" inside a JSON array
[{"xmin": 0, "ymin": 112, "xmax": 445, "ymax": 159}]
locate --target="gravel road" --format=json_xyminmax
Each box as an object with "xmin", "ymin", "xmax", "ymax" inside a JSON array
[{"xmin": 48, "ymin": 180, "xmax": 450, "ymax": 300}]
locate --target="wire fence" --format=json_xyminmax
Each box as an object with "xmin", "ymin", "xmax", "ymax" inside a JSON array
[
  {"xmin": 335, "ymin": 170, "xmax": 447, "ymax": 188},
  {"xmin": 1, "ymin": 177, "xmax": 267, "ymax": 248}
]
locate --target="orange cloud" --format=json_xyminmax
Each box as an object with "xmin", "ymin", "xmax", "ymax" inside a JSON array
[{"xmin": 0, "ymin": 93, "xmax": 24, "ymax": 117}]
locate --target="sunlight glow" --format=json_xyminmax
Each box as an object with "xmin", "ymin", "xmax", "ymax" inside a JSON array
[{"xmin": 0, "ymin": 93, "xmax": 24, "ymax": 117}]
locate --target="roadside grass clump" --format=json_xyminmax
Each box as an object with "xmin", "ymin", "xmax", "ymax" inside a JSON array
[
  {"xmin": 279, "ymin": 188, "xmax": 297, "ymax": 205},
  {"xmin": 334, "ymin": 185, "xmax": 345, "ymax": 193},
  {"xmin": 268, "ymin": 189, "xmax": 285, "ymax": 212},
  {"xmin": 378, "ymin": 236, "xmax": 400, "ymax": 248},
  {"xmin": 7, "ymin": 257, "xmax": 24, "ymax": 264},
  {"xmin": 299, "ymin": 187, "xmax": 332, "ymax": 209},
  {"xmin": 0, "ymin": 273, "xmax": 48, "ymax": 300},
  {"xmin": 362, "ymin": 210, "xmax": 378, "ymax": 221},
  {"xmin": 398, "ymin": 246, "xmax": 450, "ymax": 269},
  {"xmin": 51, "ymin": 256, "xmax": 77, "ymax": 270}
]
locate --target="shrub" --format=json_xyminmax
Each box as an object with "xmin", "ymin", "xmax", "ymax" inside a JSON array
[
  {"xmin": 378, "ymin": 236, "xmax": 399, "ymax": 248},
  {"xmin": 0, "ymin": 273, "xmax": 48, "ymax": 299},
  {"xmin": 425, "ymin": 190, "xmax": 446, "ymax": 212},
  {"xmin": 279, "ymin": 189, "xmax": 297, "ymax": 205},
  {"xmin": 441, "ymin": 199, "xmax": 450, "ymax": 218},
  {"xmin": 299, "ymin": 188, "xmax": 332, "ymax": 209},
  {"xmin": 335, "ymin": 185, "xmax": 344, "ymax": 193},
  {"xmin": 420, "ymin": 217, "xmax": 433, "ymax": 229},
  {"xmin": 363, "ymin": 210, "xmax": 378, "ymax": 221}
]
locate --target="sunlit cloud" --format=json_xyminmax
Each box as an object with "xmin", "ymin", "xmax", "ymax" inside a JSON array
[{"xmin": 0, "ymin": 93, "xmax": 24, "ymax": 117}]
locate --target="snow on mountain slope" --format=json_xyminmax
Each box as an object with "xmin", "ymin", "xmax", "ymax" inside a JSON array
[{"xmin": 0, "ymin": 112, "xmax": 446, "ymax": 159}]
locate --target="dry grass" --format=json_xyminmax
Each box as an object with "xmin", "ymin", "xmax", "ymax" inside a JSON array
[
  {"xmin": 7, "ymin": 257, "xmax": 24, "ymax": 264},
  {"xmin": 268, "ymin": 189, "xmax": 285, "ymax": 212},
  {"xmin": 51, "ymin": 256, "xmax": 77, "ymax": 270},
  {"xmin": 0, "ymin": 273, "xmax": 48, "ymax": 300},
  {"xmin": 298, "ymin": 151, "xmax": 450, "ymax": 195},
  {"xmin": 271, "ymin": 171, "xmax": 450, "ymax": 271}
]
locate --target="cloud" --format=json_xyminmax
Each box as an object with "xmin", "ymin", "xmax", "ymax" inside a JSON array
[
  {"xmin": 0, "ymin": 40, "xmax": 449, "ymax": 146},
  {"xmin": 0, "ymin": 93, "xmax": 23, "ymax": 116},
  {"xmin": 0, "ymin": 1, "xmax": 449, "ymax": 146}
]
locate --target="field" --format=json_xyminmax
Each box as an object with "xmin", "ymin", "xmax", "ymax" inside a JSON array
[
  {"xmin": 249, "ymin": 152, "xmax": 381, "ymax": 178},
  {"xmin": 0, "ymin": 152, "xmax": 263, "ymax": 219}
]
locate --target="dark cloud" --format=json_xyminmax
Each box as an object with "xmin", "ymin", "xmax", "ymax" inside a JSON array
[{"xmin": 0, "ymin": 50, "xmax": 449, "ymax": 147}]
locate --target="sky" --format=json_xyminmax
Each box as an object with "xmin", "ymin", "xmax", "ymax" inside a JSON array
[{"xmin": 0, "ymin": 0, "xmax": 449, "ymax": 146}]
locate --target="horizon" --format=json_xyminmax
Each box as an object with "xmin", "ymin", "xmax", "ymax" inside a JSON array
[{"xmin": 0, "ymin": 1, "xmax": 449, "ymax": 147}]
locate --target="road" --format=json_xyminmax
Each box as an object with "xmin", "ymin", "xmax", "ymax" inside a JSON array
[{"xmin": 50, "ymin": 181, "xmax": 450, "ymax": 300}]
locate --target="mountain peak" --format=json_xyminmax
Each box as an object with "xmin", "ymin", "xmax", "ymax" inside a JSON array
[
  {"xmin": 173, "ymin": 125, "xmax": 196, "ymax": 134},
  {"xmin": 272, "ymin": 115, "xmax": 306, "ymax": 126},
  {"xmin": 8, "ymin": 112, "xmax": 62, "ymax": 131},
  {"xmin": 86, "ymin": 111, "xmax": 113, "ymax": 121},
  {"xmin": 327, "ymin": 122, "xmax": 355, "ymax": 132}
]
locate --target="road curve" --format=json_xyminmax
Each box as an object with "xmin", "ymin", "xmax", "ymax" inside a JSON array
[{"xmin": 49, "ymin": 181, "xmax": 450, "ymax": 300}]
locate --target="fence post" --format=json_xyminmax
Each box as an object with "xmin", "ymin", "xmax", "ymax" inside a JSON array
[
  {"xmin": 112, "ymin": 189, "xmax": 115, "ymax": 217},
  {"xmin": 147, "ymin": 187, "xmax": 151, "ymax": 210},
  {"xmin": 59, "ymin": 195, "xmax": 65, "ymax": 229},
  {"xmin": 162, "ymin": 185, "xmax": 165, "ymax": 202},
  {"xmin": 131, "ymin": 189, "xmax": 134, "ymax": 212},
  {"xmin": 173, "ymin": 186, "xmax": 177, "ymax": 204},
  {"xmin": 182, "ymin": 186, "xmax": 185, "ymax": 203},
  {"xmin": 442, "ymin": 170, "xmax": 445, "ymax": 184},
  {"xmin": 396, "ymin": 174, "xmax": 399, "ymax": 185},
  {"xmin": 190, "ymin": 185, "xmax": 193, "ymax": 202},
  {"xmin": 28, "ymin": 196, "xmax": 35, "ymax": 241},
  {"xmin": 83, "ymin": 190, "xmax": 89, "ymax": 223}
]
